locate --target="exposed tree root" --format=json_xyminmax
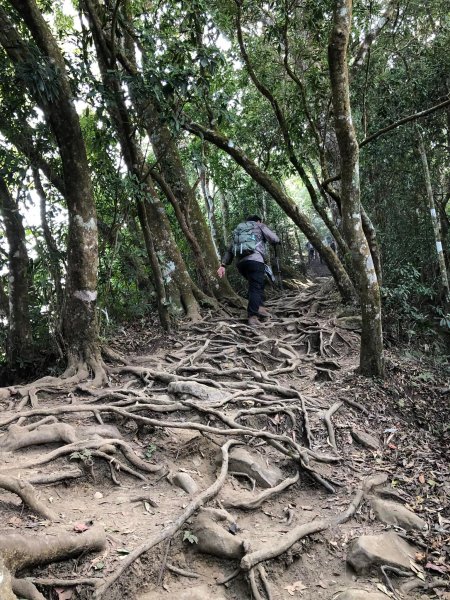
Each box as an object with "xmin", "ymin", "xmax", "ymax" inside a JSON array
[
  {"xmin": 94, "ymin": 439, "xmax": 237, "ymax": 598},
  {"xmin": 12, "ymin": 578, "xmax": 46, "ymax": 600},
  {"xmin": 223, "ymin": 472, "xmax": 300, "ymax": 510},
  {"xmin": 322, "ymin": 400, "xmax": 343, "ymax": 452},
  {"xmin": 240, "ymin": 473, "xmax": 387, "ymax": 571},
  {"xmin": 0, "ymin": 475, "xmax": 57, "ymax": 520},
  {"xmin": 0, "ymin": 287, "xmax": 372, "ymax": 598},
  {"xmin": 0, "ymin": 525, "xmax": 106, "ymax": 599}
]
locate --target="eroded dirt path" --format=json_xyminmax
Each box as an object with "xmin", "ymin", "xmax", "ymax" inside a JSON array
[{"xmin": 0, "ymin": 279, "xmax": 448, "ymax": 600}]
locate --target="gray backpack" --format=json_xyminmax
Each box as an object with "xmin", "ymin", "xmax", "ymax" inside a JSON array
[{"xmin": 232, "ymin": 221, "xmax": 260, "ymax": 257}]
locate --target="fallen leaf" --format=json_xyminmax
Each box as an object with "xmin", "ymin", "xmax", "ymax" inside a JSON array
[
  {"xmin": 284, "ymin": 580, "xmax": 307, "ymax": 595},
  {"xmin": 55, "ymin": 588, "xmax": 73, "ymax": 600},
  {"xmin": 73, "ymin": 522, "xmax": 90, "ymax": 533},
  {"xmin": 418, "ymin": 473, "xmax": 425, "ymax": 484},
  {"xmin": 376, "ymin": 583, "xmax": 394, "ymax": 597},
  {"xmin": 425, "ymin": 561, "xmax": 448, "ymax": 574}
]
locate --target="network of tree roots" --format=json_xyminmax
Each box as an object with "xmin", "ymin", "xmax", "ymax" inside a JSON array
[{"xmin": 0, "ymin": 280, "xmax": 448, "ymax": 600}]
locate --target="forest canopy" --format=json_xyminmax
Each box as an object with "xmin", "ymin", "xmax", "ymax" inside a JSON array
[{"xmin": 0, "ymin": 0, "xmax": 448, "ymax": 382}]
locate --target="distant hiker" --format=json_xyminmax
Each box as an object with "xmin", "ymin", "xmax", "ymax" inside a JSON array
[
  {"xmin": 306, "ymin": 241, "xmax": 315, "ymax": 262},
  {"xmin": 217, "ymin": 215, "xmax": 280, "ymax": 327}
]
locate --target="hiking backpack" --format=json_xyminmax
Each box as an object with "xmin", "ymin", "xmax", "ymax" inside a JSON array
[{"xmin": 232, "ymin": 221, "xmax": 260, "ymax": 258}]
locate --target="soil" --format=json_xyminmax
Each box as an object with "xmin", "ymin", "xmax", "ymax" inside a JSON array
[{"xmin": 0, "ymin": 276, "xmax": 449, "ymax": 600}]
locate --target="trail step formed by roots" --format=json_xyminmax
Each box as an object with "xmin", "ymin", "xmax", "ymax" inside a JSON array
[{"xmin": 0, "ymin": 279, "xmax": 448, "ymax": 600}]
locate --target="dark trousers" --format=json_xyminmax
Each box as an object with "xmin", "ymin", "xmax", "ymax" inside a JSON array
[{"xmin": 237, "ymin": 260, "xmax": 265, "ymax": 317}]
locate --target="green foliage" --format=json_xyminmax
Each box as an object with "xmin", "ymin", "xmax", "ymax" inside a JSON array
[
  {"xmin": 183, "ymin": 530, "xmax": 198, "ymax": 544},
  {"xmin": 144, "ymin": 444, "xmax": 157, "ymax": 460}
]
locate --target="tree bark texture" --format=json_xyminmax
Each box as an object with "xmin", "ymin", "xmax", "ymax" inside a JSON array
[
  {"xmin": 82, "ymin": 0, "xmax": 201, "ymax": 320},
  {"xmin": 32, "ymin": 168, "xmax": 64, "ymax": 313},
  {"xmin": 328, "ymin": 0, "xmax": 384, "ymax": 377},
  {"xmin": 120, "ymin": 36, "xmax": 238, "ymax": 303},
  {"xmin": 417, "ymin": 130, "xmax": 450, "ymax": 303},
  {"xmin": 0, "ymin": 177, "xmax": 33, "ymax": 367},
  {"xmin": 0, "ymin": 1, "xmax": 103, "ymax": 378},
  {"xmin": 185, "ymin": 121, "xmax": 356, "ymax": 303}
]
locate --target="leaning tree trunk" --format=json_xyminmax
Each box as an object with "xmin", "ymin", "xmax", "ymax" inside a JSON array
[
  {"xmin": 0, "ymin": 177, "xmax": 34, "ymax": 368},
  {"xmin": 0, "ymin": 1, "xmax": 104, "ymax": 383},
  {"xmin": 185, "ymin": 121, "xmax": 356, "ymax": 303},
  {"xmin": 122, "ymin": 53, "xmax": 239, "ymax": 304},
  {"xmin": 417, "ymin": 128, "xmax": 450, "ymax": 304},
  {"xmin": 328, "ymin": 0, "xmax": 384, "ymax": 377}
]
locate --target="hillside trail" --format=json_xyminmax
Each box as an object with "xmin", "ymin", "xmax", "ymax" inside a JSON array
[{"xmin": 0, "ymin": 277, "xmax": 449, "ymax": 600}]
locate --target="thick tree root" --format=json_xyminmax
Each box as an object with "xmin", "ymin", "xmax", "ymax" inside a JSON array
[
  {"xmin": 0, "ymin": 525, "xmax": 106, "ymax": 572},
  {"xmin": 12, "ymin": 578, "xmax": 46, "ymax": 600},
  {"xmin": 223, "ymin": 472, "xmax": 300, "ymax": 510},
  {"xmin": 0, "ymin": 526, "xmax": 106, "ymax": 600},
  {"xmin": 94, "ymin": 439, "xmax": 237, "ymax": 598},
  {"xmin": 0, "ymin": 475, "xmax": 57, "ymax": 520},
  {"xmin": 240, "ymin": 474, "xmax": 387, "ymax": 571}
]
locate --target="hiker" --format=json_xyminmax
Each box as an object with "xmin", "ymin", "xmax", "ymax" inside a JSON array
[
  {"xmin": 217, "ymin": 215, "xmax": 280, "ymax": 327},
  {"xmin": 306, "ymin": 241, "xmax": 315, "ymax": 262}
]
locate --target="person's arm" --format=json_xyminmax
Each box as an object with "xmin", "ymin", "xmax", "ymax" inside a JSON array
[
  {"xmin": 217, "ymin": 245, "xmax": 233, "ymax": 278},
  {"xmin": 259, "ymin": 223, "xmax": 280, "ymax": 245}
]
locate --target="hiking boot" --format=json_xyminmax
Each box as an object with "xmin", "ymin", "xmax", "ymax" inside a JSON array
[
  {"xmin": 258, "ymin": 306, "xmax": 271, "ymax": 318},
  {"xmin": 248, "ymin": 315, "xmax": 260, "ymax": 327}
]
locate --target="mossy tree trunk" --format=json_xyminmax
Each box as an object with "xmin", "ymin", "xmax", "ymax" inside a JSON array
[
  {"xmin": 328, "ymin": 0, "xmax": 384, "ymax": 377},
  {"xmin": 0, "ymin": 176, "xmax": 34, "ymax": 368},
  {"xmin": 0, "ymin": 0, "xmax": 104, "ymax": 383}
]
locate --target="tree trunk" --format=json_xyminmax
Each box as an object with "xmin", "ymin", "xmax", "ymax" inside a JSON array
[
  {"xmin": 81, "ymin": 0, "xmax": 202, "ymax": 320},
  {"xmin": 123, "ymin": 67, "xmax": 239, "ymax": 303},
  {"xmin": 185, "ymin": 121, "xmax": 356, "ymax": 303},
  {"xmin": 417, "ymin": 129, "xmax": 450, "ymax": 304},
  {"xmin": 0, "ymin": 177, "xmax": 33, "ymax": 368},
  {"xmin": 328, "ymin": 0, "xmax": 384, "ymax": 377},
  {"xmin": 0, "ymin": 1, "xmax": 104, "ymax": 382},
  {"xmin": 32, "ymin": 168, "xmax": 64, "ymax": 314}
]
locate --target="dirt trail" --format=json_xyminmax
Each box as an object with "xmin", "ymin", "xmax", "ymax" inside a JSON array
[{"xmin": 0, "ymin": 278, "xmax": 448, "ymax": 600}]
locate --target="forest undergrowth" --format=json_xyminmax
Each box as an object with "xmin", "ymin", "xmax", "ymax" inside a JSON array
[{"xmin": 0, "ymin": 277, "xmax": 449, "ymax": 600}]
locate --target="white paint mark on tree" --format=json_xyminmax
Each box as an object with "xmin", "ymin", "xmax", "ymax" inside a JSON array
[
  {"xmin": 74, "ymin": 215, "xmax": 97, "ymax": 231},
  {"xmin": 430, "ymin": 208, "xmax": 436, "ymax": 218},
  {"xmin": 162, "ymin": 261, "xmax": 176, "ymax": 283},
  {"xmin": 436, "ymin": 241, "xmax": 442, "ymax": 252},
  {"xmin": 74, "ymin": 290, "xmax": 97, "ymax": 302}
]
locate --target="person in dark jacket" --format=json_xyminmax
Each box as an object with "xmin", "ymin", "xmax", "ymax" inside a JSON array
[{"xmin": 217, "ymin": 215, "xmax": 280, "ymax": 327}]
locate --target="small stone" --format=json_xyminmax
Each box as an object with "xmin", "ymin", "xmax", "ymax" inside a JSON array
[
  {"xmin": 369, "ymin": 496, "xmax": 427, "ymax": 531},
  {"xmin": 347, "ymin": 532, "xmax": 417, "ymax": 573},
  {"xmin": 351, "ymin": 428, "xmax": 380, "ymax": 450},
  {"xmin": 228, "ymin": 447, "xmax": 284, "ymax": 488},
  {"xmin": 171, "ymin": 472, "xmax": 199, "ymax": 495},
  {"xmin": 335, "ymin": 590, "xmax": 390, "ymax": 600},
  {"xmin": 94, "ymin": 491, "xmax": 103, "ymax": 499}
]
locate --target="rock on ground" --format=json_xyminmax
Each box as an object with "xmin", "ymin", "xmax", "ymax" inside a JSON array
[
  {"xmin": 192, "ymin": 512, "xmax": 244, "ymax": 559},
  {"xmin": 351, "ymin": 428, "xmax": 380, "ymax": 450},
  {"xmin": 228, "ymin": 447, "xmax": 284, "ymax": 488},
  {"xmin": 347, "ymin": 531, "xmax": 417, "ymax": 573},
  {"xmin": 167, "ymin": 381, "xmax": 230, "ymax": 403},
  {"xmin": 171, "ymin": 472, "xmax": 199, "ymax": 494},
  {"xmin": 369, "ymin": 496, "xmax": 427, "ymax": 531}
]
